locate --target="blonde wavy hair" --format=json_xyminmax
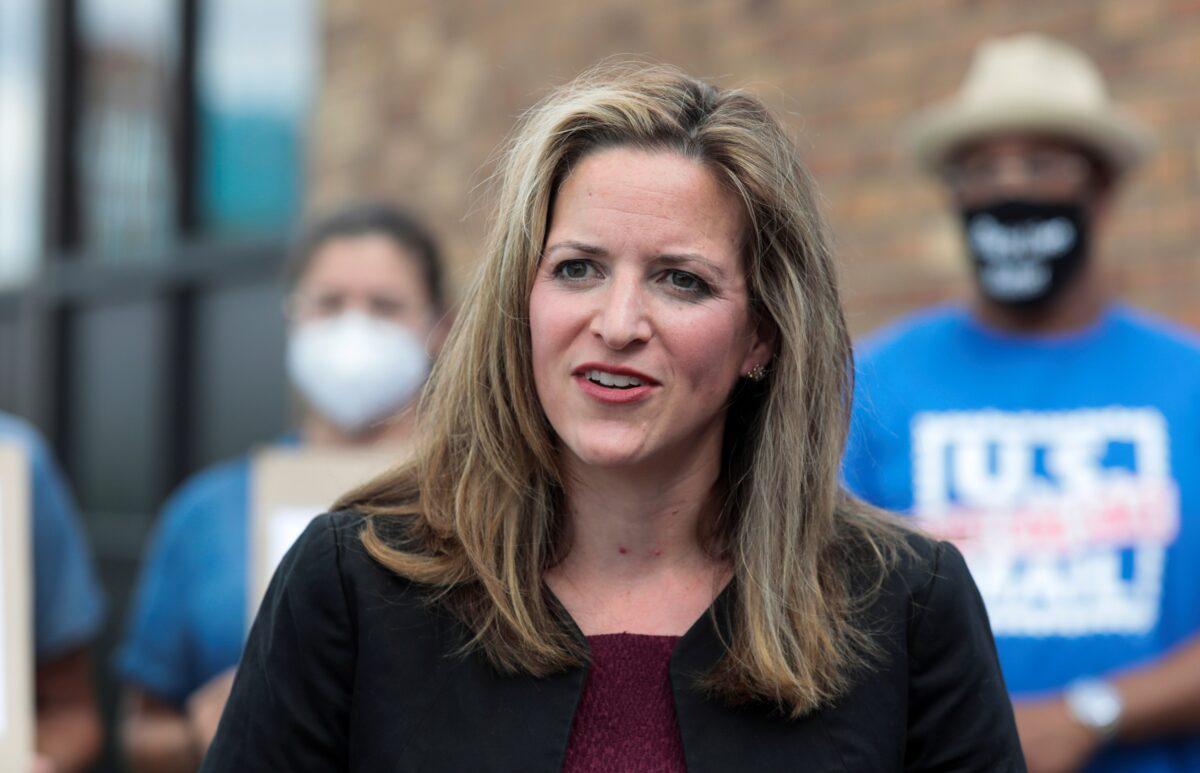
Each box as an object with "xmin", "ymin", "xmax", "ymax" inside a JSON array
[{"xmin": 339, "ymin": 62, "xmax": 911, "ymax": 717}]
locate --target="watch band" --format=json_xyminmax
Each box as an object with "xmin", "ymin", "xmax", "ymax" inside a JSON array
[{"xmin": 1064, "ymin": 678, "xmax": 1123, "ymax": 740}]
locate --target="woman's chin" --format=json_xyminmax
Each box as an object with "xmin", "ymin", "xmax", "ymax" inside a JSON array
[{"xmin": 563, "ymin": 437, "xmax": 651, "ymax": 470}]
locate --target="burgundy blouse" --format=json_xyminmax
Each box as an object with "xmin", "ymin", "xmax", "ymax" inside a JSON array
[{"xmin": 563, "ymin": 633, "xmax": 687, "ymax": 772}]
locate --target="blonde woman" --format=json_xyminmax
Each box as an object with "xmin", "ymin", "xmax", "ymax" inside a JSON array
[{"xmin": 202, "ymin": 64, "xmax": 1023, "ymax": 772}]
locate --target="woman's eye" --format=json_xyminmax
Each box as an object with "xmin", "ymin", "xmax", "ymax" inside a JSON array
[
  {"xmin": 369, "ymin": 296, "xmax": 406, "ymax": 318},
  {"xmin": 665, "ymin": 269, "xmax": 708, "ymax": 294},
  {"xmin": 314, "ymin": 294, "xmax": 345, "ymax": 314},
  {"xmin": 555, "ymin": 260, "xmax": 595, "ymax": 280}
]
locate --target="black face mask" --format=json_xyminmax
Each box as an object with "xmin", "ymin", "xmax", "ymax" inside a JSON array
[{"xmin": 960, "ymin": 199, "xmax": 1090, "ymax": 309}]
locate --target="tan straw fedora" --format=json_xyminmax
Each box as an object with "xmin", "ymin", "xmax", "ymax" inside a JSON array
[{"xmin": 907, "ymin": 33, "xmax": 1155, "ymax": 177}]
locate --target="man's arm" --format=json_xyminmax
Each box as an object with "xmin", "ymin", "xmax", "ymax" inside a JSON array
[
  {"xmin": 1015, "ymin": 634, "xmax": 1200, "ymax": 773},
  {"xmin": 121, "ymin": 668, "xmax": 237, "ymax": 773},
  {"xmin": 35, "ymin": 646, "xmax": 103, "ymax": 773},
  {"xmin": 121, "ymin": 688, "xmax": 200, "ymax": 773},
  {"xmin": 1111, "ymin": 633, "xmax": 1200, "ymax": 739}
]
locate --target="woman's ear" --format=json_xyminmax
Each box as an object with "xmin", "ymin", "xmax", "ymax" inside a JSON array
[{"xmin": 740, "ymin": 316, "xmax": 778, "ymax": 375}]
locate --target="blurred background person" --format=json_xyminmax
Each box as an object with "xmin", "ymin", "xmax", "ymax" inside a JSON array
[
  {"xmin": 844, "ymin": 33, "xmax": 1200, "ymax": 773},
  {"xmin": 0, "ymin": 414, "xmax": 105, "ymax": 771},
  {"xmin": 1, "ymin": 2, "xmax": 321, "ymax": 766},
  {"xmin": 113, "ymin": 203, "xmax": 447, "ymax": 772}
]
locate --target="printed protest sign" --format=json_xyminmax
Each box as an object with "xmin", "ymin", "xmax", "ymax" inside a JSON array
[{"xmin": 248, "ymin": 447, "xmax": 399, "ymax": 626}]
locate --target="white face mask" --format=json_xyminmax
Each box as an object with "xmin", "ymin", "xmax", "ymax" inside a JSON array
[{"xmin": 286, "ymin": 310, "xmax": 431, "ymax": 434}]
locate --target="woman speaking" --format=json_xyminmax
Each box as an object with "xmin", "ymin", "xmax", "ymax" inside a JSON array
[{"xmin": 202, "ymin": 63, "xmax": 1023, "ymax": 771}]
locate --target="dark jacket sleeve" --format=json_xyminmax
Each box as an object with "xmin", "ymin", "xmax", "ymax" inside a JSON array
[
  {"xmin": 201, "ymin": 513, "xmax": 356, "ymax": 771},
  {"xmin": 905, "ymin": 540, "xmax": 1026, "ymax": 772}
]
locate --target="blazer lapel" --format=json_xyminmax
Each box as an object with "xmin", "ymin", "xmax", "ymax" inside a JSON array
[{"xmin": 669, "ymin": 584, "xmax": 850, "ymax": 772}]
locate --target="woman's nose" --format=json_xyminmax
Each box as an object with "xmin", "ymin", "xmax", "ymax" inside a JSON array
[{"xmin": 590, "ymin": 276, "xmax": 651, "ymax": 349}]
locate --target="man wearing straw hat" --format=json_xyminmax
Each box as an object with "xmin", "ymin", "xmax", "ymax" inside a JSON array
[{"xmin": 844, "ymin": 33, "xmax": 1200, "ymax": 772}]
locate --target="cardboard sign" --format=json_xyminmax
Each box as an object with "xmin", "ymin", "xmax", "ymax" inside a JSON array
[
  {"xmin": 248, "ymin": 447, "xmax": 400, "ymax": 626},
  {"xmin": 0, "ymin": 443, "xmax": 33, "ymax": 771}
]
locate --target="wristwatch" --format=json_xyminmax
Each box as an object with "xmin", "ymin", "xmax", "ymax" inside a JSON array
[{"xmin": 1063, "ymin": 678, "xmax": 1124, "ymax": 740}]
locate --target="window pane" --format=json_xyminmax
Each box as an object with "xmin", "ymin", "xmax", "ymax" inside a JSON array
[
  {"xmin": 197, "ymin": 0, "xmax": 316, "ymax": 234},
  {"xmin": 0, "ymin": 0, "xmax": 44, "ymax": 286},
  {"xmin": 76, "ymin": 0, "xmax": 177, "ymax": 258}
]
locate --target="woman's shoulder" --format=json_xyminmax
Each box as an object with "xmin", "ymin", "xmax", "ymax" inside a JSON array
[
  {"xmin": 851, "ymin": 523, "xmax": 997, "ymax": 665},
  {"xmin": 876, "ymin": 531, "xmax": 1022, "ymax": 769},
  {"xmin": 205, "ymin": 511, "xmax": 453, "ymax": 770},
  {"xmin": 891, "ymin": 529, "xmax": 977, "ymax": 617},
  {"xmin": 838, "ymin": 519, "xmax": 975, "ymax": 628},
  {"xmin": 830, "ymin": 523, "xmax": 1022, "ymax": 765},
  {"xmin": 281, "ymin": 510, "xmax": 433, "ymax": 618},
  {"xmin": 304, "ymin": 507, "xmax": 423, "ymax": 568},
  {"xmin": 894, "ymin": 528, "xmax": 961, "ymax": 597}
]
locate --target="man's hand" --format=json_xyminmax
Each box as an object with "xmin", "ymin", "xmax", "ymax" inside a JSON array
[
  {"xmin": 184, "ymin": 668, "xmax": 237, "ymax": 756},
  {"xmin": 30, "ymin": 754, "xmax": 58, "ymax": 773},
  {"xmin": 35, "ymin": 647, "xmax": 102, "ymax": 773},
  {"xmin": 1014, "ymin": 696, "xmax": 1102, "ymax": 773}
]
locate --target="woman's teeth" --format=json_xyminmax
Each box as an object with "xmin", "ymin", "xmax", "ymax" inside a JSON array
[{"xmin": 586, "ymin": 369, "xmax": 644, "ymax": 389}]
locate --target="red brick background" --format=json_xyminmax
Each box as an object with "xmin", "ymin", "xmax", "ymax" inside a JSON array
[{"xmin": 311, "ymin": 0, "xmax": 1200, "ymax": 336}]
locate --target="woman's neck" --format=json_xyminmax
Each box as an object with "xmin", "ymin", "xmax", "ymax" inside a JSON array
[
  {"xmin": 554, "ymin": 436, "xmax": 729, "ymax": 583},
  {"xmin": 547, "ymin": 443, "xmax": 731, "ymax": 636}
]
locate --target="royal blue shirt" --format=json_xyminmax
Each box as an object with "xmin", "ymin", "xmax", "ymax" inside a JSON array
[
  {"xmin": 0, "ymin": 412, "xmax": 105, "ymax": 660},
  {"xmin": 844, "ymin": 304, "xmax": 1200, "ymax": 772},
  {"xmin": 115, "ymin": 436, "xmax": 297, "ymax": 706}
]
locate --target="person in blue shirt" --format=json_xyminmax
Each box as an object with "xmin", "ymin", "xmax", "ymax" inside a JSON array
[
  {"xmin": 0, "ymin": 412, "xmax": 105, "ymax": 772},
  {"xmin": 844, "ymin": 34, "xmax": 1200, "ymax": 772},
  {"xmin": 115, "ymin": 203, "xmax": 448, "ymax": 771}
]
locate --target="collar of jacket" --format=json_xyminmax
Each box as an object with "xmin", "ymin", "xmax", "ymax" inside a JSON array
[
  {"xmin": 545, "ymin": 577, "xmax": 738, "ymax": 675},
  {"xmin": 539, "ymin": 580, "xmax": 825, "ymax": 772}
]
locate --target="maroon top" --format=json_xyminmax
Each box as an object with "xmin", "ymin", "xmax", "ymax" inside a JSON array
[{"xmin": 563, "ymin": 633, "xmax": 686, "ymax": 772}]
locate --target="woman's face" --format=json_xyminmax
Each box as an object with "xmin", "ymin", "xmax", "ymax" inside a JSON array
[
  {"xmin": 286, "ymin": 234, "xmax": 440, "ymax": 433},
  {"xmin": 291, "ymin": 234, "xmax": 435, "ymax": 334},
  {"xmin": 529, "ymin": 147, "xmax": 772, "ymax": 471}
]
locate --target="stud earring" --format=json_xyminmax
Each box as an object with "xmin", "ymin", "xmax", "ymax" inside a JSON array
[{"xmin": 745, "ymin": 364, "xmax": 768, "ymax": 382}]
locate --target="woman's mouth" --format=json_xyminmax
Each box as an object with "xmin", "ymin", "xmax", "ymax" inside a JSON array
[
  {"xmin": 584, "ymin": 369, "xmax": 644, "ymax": 389},
  {"xmin": 572, "ymin": 364, "xmax": 658, "ymax": 404}
]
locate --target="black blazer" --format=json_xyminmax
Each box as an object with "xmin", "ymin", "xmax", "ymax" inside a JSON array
[{"xmin": 203, "ymin": 512, "xmax": 1024, "ymax": 772}]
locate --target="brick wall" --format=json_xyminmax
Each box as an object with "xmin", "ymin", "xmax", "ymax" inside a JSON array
[{"xmin": 311, "ymin": 0, "xmax": 1200, "ymax": 336}]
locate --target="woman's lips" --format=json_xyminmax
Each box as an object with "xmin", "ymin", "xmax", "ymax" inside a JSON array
[
  {"xmin": 573, "ymin": 374, "xmax": 656, "ymax": 404},
  {"xmin": 571, "ymin": 362, "xmax": 659, "ymax": 385}
]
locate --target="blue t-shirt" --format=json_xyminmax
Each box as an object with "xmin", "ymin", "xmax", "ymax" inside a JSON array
[
  {"xmin": 115, "ymin": 436, "xmax": 297, "ymax": 706},
  {"xmin": 844, "ymin": 304, "xmax": 1200, "ymax": 772},
  {"xmin": 0, "ymin": 412, "xmax": 105, "ymax": 659}
]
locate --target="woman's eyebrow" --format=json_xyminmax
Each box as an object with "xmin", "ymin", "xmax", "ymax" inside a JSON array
[
  {"xmin": 543, "ymin": 240, "xmax": 607, "ymax": 258},
  {"xmin": 543, "ymin": 242, "xmax": 728, "ymax": 281},
  {"xmin": 656, "ymin": 253, "xmax": 727, "ymax": 281}
]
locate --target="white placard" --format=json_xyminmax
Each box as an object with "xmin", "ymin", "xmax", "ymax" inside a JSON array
[
  {"xmin": 265, "ymin": 505, "xmax": 319, "ymax": 578},
  {"xmin": 248, "ymin": 447, "xmax": 401, "ymax": 628},
  {"xmin": 0, "ymin": 479, "xmax": 7, "ymax": 735},
  {"xmin": 0, "ymin": 443, "xmax": 32, "ymax": 771}
]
